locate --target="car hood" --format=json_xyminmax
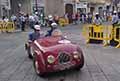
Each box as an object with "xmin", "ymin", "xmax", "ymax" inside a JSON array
[
  {"xmin": 44, "ymin": 43, "xmax": 78, "ymax": 53},
  {"xmin": 34, "ymin": 40, "xmax": 78, "ymax": 53}
]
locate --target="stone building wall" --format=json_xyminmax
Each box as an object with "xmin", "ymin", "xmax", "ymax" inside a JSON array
[
  {"xmin": 45, "ymin": 0, "xmax": 64, "ymax": 16},
  {"xmin": 10, "ymin": 0, "xmax": 32, "ymax": 15}
]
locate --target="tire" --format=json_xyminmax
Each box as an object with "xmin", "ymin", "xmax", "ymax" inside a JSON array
[
  {"xmin": 75, "ymin": 54, "xmax": 84, "ymax": 71},
  {"xmin": 25, "ymin": 43, "xmax": 28, "ymax": 50},
  {"xmin": 110, "ymin": 39, "xmax": 119, "ymax": 47},
  {"xmin": 27, "ymin": 46, "xmax": 34, "ymax": 59},
  {"xmin": 33, "ymin": 57, "xmax": 44, "ymax": 77}
]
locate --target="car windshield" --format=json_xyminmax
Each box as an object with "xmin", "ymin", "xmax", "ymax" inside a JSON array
[{"xmin": 37, "ymin": 36, "xmax": 63, "ymax": 47}]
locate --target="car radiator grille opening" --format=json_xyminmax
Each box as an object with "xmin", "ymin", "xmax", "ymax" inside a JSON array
[{"xmin": 58, "ymin": 52, "xmax": 70, "ymax": 64}]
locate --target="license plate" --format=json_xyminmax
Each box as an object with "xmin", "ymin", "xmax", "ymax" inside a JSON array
[
  {"xmin": 60, "ymin": 64, "xmax": 71, "ymax": 70},
  {"xmin": 54, "ymin": 62, "xmax": 75, "ymax": 70}
]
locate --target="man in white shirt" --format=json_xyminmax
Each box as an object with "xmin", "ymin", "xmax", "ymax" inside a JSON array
[
  {"xmin": 29, "ymin": 14, "xmax": 35, "ymax": 29},
  {"xmin": 11, "ymin": 14, "xmax": 17, "ymax": 22},
  {"xmin": 93, "ymin": 13, "xmax": 102, "ymax": 25},
  {"xmin": 112, "ymin": 11, "xmax": 118, "ymax": 27}
]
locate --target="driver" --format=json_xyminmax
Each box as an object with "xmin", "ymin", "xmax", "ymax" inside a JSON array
[{"xmin": 28, "ymin": 25, "xmax": 43, "ymax": 42}]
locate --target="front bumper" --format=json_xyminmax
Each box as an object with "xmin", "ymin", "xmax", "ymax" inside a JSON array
[{"xmin": 45, "ymin": 60, "xmax": 81, "ymax": 72}]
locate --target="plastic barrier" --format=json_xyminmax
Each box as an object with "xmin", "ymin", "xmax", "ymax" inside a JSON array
[
  {"xmin": 0, "ymin": 22, "xmax": 15, "ymax": 33},
  {"xmin": 83, "ymin": 24, "xmax": 113, "ymax": 46},
  {"xmin": 113, "ymin": 24, "xmax": 120, "ymax": 48}
]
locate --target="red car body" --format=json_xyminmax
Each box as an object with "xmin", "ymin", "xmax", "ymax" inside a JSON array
[{"xmin": 30, "ymin": 36, "xmax": 84, "ymax": 76}]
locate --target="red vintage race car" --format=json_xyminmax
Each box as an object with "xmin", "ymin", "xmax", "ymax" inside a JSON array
[{"xmin": 25, "ymin": 36, "xmax": 84, "ymax": 76}]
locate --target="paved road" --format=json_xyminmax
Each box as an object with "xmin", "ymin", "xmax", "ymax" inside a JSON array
[{"xmin": 0, "ymin": 24, "xmax": 120, "ymax": 81}]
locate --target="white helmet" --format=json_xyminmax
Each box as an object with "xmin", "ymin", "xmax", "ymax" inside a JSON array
[
  {"xmin": 34, "ymin": 25, "xmax": 41, "ymax": 30},
  {"xmin": 114, "ymin": 11, "xmax": 117, "ymax": 13},
  {"xmin": 51, "ymin": 23, "xmax": 57, "ymax": 27},
  {"xmin": 48, "ymin": 15, "xmax": 53, "ymax": 19},
  {"xmin": 96, "ymin": 13, "xmax": 99, "ymax": 15},
  {"xmin": 35, "ymin": 12, "xmax": 38, "ymax": 15}
]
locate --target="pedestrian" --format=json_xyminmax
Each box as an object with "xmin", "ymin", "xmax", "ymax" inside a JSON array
[
  {"xmin": 68, "ymin": 13, "xmax": 73, "ymax": 24},
  {"xmin": 34, "ymin": 12, "xmax": 39, "ymax": 25},
  {"xmin": 11, "ymin": 14, "xmax": 17, "ymax": 29},
  {"xmin": 76, "ymin": 12, "xmax": 80, "ymax": 24},
  {"xmin": 1, "ymin": 16, "xmax": 9, "ymax": 33},
  {"xmin": 81, "ymin": 13, "xmax": 86, "ymax": 23},
  {"xmin": 87, "ymin": 13, "xmax": 92, "ymax": 24},
  {"xmin": 11, "ymin": 14, "xmax": 17, "ymax": 23},
  {"xmin": 72, "ymin": 13, "xmax": 77, "ymax": 24},
  {"xmin": 25, "ymin": 13, "xmax": 30, "ymax": 29},
  {"xmin": 112, "ymin": 11, "xmax": 119, "ymax": 27},
  {"xmin": 93, "ymin": 13, "xmax": 102, "ymax": 25},
  {"xmin": 54, "ymin": 15, "xmax": 59, "ymax": 24},
  {"xmin": 2, "ymin": 16, "xmax": 9, "ymax": 22},
  {"xmin": 48, "ymin": 15, "xmax": 54, "ymax": 27},
  {"xmin": 118, "ymin": 12, "xmax": 120, "ymax": 23},
  {"xmin": 110, "ymin": 11, "xmax": 119, "ymax": 46},
  {"xmin": 20, "ymin": 14, "xmax": 26, "ymax": 31},
  {"xmin": 44, "ymin": 16, "xmax": 48, "ymax": 26},
  {"xmin": 64, "ymin": 13, "xmax": 69, "ymax": 24},
  {"xmin": 29, "ymin": 14, "xmax": 35, "ymax": 29}
]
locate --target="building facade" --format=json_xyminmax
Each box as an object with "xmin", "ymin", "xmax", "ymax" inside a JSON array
[
  {"xmin": 0, "ymin": 0, "xmax": 113, "ymax": 18},
  {"xmin": 31, "ymin": 0, "xmax": 45, "ymax": 14},
  {"xmin": 44, "ymin": 0, "xmax": 112, "ymax": 16},
  {"xmin": 0, "ymin": 0, "xmax": 11, "ymax": 18},
  {"xmin": 45, "ymin": 0, "xmax": 64, "ymax": 16},
  {"xmin": 0, "ymin": 0, "xmax": 32, "ymax": 18},
  {"xmin": 10, "ymin": 0, "xmax": 32, "ymax": 15}
]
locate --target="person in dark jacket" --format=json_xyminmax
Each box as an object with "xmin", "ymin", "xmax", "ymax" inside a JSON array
[{"xmin": 45, "ymin": 22, "xmax": 58, "ymax": 37}]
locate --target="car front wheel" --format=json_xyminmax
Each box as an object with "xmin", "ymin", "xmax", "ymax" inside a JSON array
[
  {"xmin": 33, "ymin": 58, "xmax": 44, "ymax": 76},
  {"xmin": 75, "ymin": 54, "xmax": 84, "ymax": 71}
]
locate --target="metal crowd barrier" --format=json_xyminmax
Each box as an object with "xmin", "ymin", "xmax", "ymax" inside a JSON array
[
  {"xmin": 83, "ymin": 24, "xmax": 113, "ymax": 46},
  {"xmin": 0, "ymin": 22, "xmax": 15, "ymax": 33}
]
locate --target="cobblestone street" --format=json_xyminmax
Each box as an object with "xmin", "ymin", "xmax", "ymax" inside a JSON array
[{"xmin": 0, "ymin": 24, "xmax": 120, "ymax": 81}]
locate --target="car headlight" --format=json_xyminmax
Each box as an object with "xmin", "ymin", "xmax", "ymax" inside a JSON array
[
  {"xmin": 73, "ymin": 51, "xmax": 80, "ymax": 59},
  {"xmin": 74, "ymin": 54, "xmax": 79, "ymax": 59},
  {"xmin": 47, "ymin": 55, "xmax": 55, "ymax": 64}
]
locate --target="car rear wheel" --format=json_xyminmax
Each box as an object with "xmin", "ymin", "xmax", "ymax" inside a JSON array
[
  {"xmin": 27, "ymin": 46, "xmax": 34, "ymax": 59},
  {"xmin": 75, "ymin": 54, "xmax": 84, "ymax": 71},
  {"xmin": 25, "ymin": 43, "xmax": 34, "ymax": 59}
]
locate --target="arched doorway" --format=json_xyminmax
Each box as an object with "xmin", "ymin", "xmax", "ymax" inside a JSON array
[
  {"xmin": 65, "ymin": 4, "xmax": 73, "ymax": 14},
  {"xmin": 90, "ymin": 7, "xmax": 95, "ymax": 15},
  {"xmin": 65, "ymin": 4, "xmax": 73, "ymax": 23}
]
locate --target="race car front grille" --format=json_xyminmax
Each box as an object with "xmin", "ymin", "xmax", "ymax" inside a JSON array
[{"xmin": 58, "ymin": 52, "xmax": 70, "ymax": 64}]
